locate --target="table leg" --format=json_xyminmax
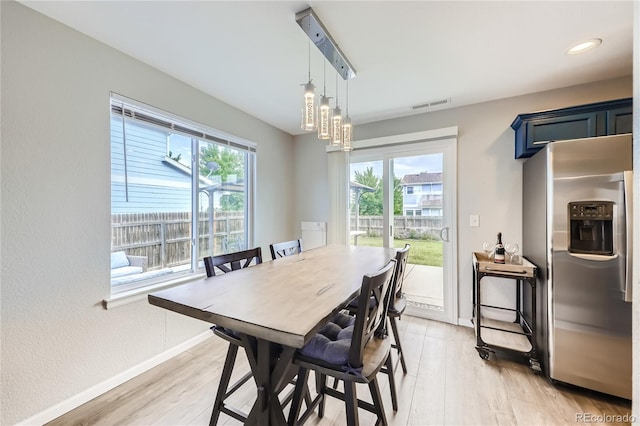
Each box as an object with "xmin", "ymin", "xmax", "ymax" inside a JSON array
[{"xmin": 243, "ymin": 337, "xmax": 296, "ymax": 426}]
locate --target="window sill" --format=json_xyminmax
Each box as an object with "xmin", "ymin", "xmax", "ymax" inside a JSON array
[{"xmin": 103, "ymin": 273, "xmax": 207, "ymax": 310}]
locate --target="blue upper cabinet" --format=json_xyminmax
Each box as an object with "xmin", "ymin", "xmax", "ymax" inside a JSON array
[{"xmin": 511, "ymin": 98, "xmax": 632, "ymax": 159}]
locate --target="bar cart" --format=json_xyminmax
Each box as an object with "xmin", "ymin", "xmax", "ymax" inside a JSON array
[{"xmin": 472, "ymin": 252, "xmax": 541, "ymax": 372}]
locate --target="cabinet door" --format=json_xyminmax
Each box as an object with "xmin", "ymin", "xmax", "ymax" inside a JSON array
[
  {"xmin": 607, "ymin": 107, "xmax": 633, "ymax": 135},
  {"xmin": 526, "ymin": 112, "xmax": 597, "ymax": 153}
]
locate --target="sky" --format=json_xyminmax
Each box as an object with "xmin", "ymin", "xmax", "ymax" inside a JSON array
[{"xmin": 350, "ymin": 152, "xmax": 443, "ymax": 181}]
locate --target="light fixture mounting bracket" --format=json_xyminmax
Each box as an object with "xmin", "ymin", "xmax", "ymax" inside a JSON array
[{"xmin": 296, "ymin": 7, "xmax": 356, "ymax": 80}]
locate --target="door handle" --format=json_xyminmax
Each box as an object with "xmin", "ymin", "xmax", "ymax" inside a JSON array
[
  {"xmin": 439, "ymin": 227, "xmax": 450, "ymax": 242},
  {"xmin": 623, "ymin": 170, "xmax": 633, "ymax": 302}
]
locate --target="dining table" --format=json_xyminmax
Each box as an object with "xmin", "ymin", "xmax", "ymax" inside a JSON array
[{"xmin": 148, "ymin": 243, "xmax": 397, "ymax": 426}]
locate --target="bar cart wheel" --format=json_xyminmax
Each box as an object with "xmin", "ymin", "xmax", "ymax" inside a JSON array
[
  {"xmin": 476, "ymin": 347, "xmax": 491, "ymax": 360},
  {"xmin": 529, "ymin": 359, "xmax": 542, "ymax": 373}
]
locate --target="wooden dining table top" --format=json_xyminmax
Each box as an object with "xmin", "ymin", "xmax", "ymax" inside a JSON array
[{"xmin": 148, "ymin": 244, "xmax": 397, "ymax": 348}]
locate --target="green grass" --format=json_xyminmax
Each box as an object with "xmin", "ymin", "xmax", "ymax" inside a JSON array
[{"xmin": 353, "ymin": 236, "xmax": 443, "ymax": 267}]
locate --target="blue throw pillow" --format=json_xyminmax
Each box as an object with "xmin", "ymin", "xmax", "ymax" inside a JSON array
[{"xmin": 110, "ymin": 251, "xmax": 130, "ymax": 269}]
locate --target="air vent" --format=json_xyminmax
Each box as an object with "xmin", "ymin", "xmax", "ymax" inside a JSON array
[{"xmin": 411, "ymin": 98, "xmax": 452, "ymax": 110}]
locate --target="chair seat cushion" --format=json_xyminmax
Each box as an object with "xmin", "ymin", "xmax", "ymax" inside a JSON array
[
  {"xmin": 299, "ymin": 312, "xmax": 355, "ymax": 366},
  {"xmin": 347, "ymin": 295, "xmax": 376, "ymax": 310}
]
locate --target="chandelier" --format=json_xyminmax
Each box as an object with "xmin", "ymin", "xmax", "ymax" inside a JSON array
[{"xmin": 296, "ymin": 7, "xmax": 356, "ymax": 151}]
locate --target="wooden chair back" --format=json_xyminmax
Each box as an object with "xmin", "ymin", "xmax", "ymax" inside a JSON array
[
  {"xmin": 203, "ymin": 247, "xmax": 263, "ymax": 277},
  {"xmin": 349, "ymin": 258, "xmax": 396, "ymax": 369},
  {"xmin": 390, "ymin": 244, "xmax": 410, "ymax": 308},
  {"xmin": 269, "ymin": 239, "xmax": 303, "ymax": 260}
]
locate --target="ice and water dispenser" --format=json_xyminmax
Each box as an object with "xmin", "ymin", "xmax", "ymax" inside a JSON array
[{"xmin": 568, "ymin": 201, "xmax": 614, "ymax": 255}]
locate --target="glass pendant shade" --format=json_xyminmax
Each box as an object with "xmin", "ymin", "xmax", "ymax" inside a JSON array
[
  {"xmin": 330, "ymin": 106, "xmax": 342, "ymax": 146},
  {"xmin": 342, "ymin": 116, "xmax": 352, "ymax": 151},
  {"xmin": 317, "ymin": 95, "xmax": 331, "ymax": 139},
  {"xmin": 301, "ymin": 81, "xmax": 316, "ymax": 131}
]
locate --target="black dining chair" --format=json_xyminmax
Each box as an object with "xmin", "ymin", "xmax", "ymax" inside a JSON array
[
  {"xmin": 387, "ymin": 243, "xmax": 411, "ymax": 375},
  {"xmin": 287, "ymin": 258, "xmax": 397, "ymax": 426},
  {"xmin": 269, "ymin": 239, "xmax": 303, "ymax": 260},
  {"xmin": 337, "ymin": 243, "xmax": 411, "ymax": 411},
  {"xmin": 203, "ymin": 248, "xmax": 263, "ymax": 425}
]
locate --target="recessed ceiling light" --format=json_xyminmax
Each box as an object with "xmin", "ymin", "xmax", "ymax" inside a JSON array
[{"xmin": 567, "ymin": 38, "xmax": 602, "ymax": 55}]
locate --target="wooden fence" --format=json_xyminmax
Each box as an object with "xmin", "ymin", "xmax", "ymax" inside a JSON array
[
  {"xmin": 112, "ymin": 213, "xmax": 443, "ymax": 271},
  {"xmin": 111, "ymin": 211, "xmax": 244, "ymax": 271},
  {"xmin": 350, "ymin": 215, "xmax": 443, "ymax": 239}
]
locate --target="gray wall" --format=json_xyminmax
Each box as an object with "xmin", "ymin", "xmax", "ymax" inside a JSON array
[
  {"xmin": 0, "ymin": 2, "xmax": 294, "ymax": 424},
  {"xmin": 293, "ymin": 77, "xmax": 633, "ymax": 323}
]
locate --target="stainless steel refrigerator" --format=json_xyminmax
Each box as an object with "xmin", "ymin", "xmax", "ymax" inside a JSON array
[{"xmin": 523, "ymin": 133, "xmax": 632, "ymax": 399}]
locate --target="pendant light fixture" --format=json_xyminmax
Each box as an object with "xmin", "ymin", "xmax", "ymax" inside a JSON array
[
  {"xmin": 342, "ymin": 79, "xmax": 353, "ymax": 151},
  {"xmin": 317, "ymin": 50, "xmax": 332, "ymax": 140},
  {"xmin": 296, "ymin": 7, "xmax": 356, "ymax": 145},
  {"xmin": 330, "ymin": 73, "xmax": 343, "ymax": 146},
  {"xmin": 300, "ymin": 37, "xmax": 316, "ymax": 132}
]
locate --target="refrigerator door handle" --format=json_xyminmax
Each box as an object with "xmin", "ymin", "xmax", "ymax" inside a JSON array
[
  {"xmin": 567, "ymin": 253, "xmax": 618, "ymax": 262},
  {"xmin": 623, "ymin": 170, "xmax": 633, "ymax": 303}
]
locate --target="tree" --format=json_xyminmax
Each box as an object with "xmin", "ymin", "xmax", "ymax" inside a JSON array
[
  {"xmin": 199, "ymin": 144, "xmax": 244, "ymax": 182},
  {"xmin": 353, "ymin": 167, "xmax": 382, "ymax": 215},
  {"xmin": 393, "ymin": 176, "xmax": 403, "ymax": 215},
  {"xmin": 352, "ymin": 167, "xmax": 404, "ymax": 215},
  {"xmin": 199, "ymin": 144, "xmax": 245, "ymax": 211}
]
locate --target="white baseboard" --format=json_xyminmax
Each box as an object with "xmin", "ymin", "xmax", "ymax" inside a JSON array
[
  {"xmin": 458, "ymin": 317, "xmax": 473, "ymax": 328},
  {"xmin": 17, "ymin": 331, "xmax": 212, "ymax": 426}
]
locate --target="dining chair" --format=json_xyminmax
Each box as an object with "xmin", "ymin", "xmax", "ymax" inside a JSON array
[
  {"xmin": 336, "ymin": 243, "xmax": 410, "ymax": 411},
  {"xmin": 387, "ymin": 243, "xmax": 411, "ymax": 375},
  {"xmin": 203, "ymin": 247, "xmax": 262, "ymax": 277},
  {"xmin": 269, "ymin": 239, "xmax": 303, "ymax": 260},
  {"xmin": 287, "ymin": 258, "xmax": 397, "ymax": 426},
  {"xmin": 203, "ymin": 248, "xmax": 263, "ymax": 425}
]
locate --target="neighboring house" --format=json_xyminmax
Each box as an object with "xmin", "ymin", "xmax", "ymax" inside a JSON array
[
  {"xmin": 111, "ymin": 116, "xmax": 240, "ymax": 214},
  {"xmin": 111, "ymin": 117, "xmax": 193, "ymax": 213},
  {"xmin": 400, "ymin": 172, "xmax": 443, "ymax": 216}
]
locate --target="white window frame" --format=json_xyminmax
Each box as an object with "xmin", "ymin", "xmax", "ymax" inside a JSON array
[{"xmin": 105, "ymin": 93, "xmax": 256, "ymax": 307}]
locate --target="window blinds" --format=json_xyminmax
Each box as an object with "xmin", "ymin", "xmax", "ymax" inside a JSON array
[{"xmin": 110, "ymin": 93, "xmax": 257, "ymax": 153}]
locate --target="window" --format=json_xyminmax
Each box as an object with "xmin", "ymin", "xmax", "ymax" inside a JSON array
[
  {"xmin": 406, "ymin": 186, "xmax": 414, "ymax": 194},
  {"xmin": 422, "ymin": 208, "xmax": 442, "ymax": 217},
  {"xmin": 110, "ymin": 94, "xmax": 256, "ymax": 293}
]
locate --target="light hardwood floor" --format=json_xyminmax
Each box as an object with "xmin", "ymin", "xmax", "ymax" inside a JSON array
[{"xmin": 47, "ymin": 316, "xmax": 632, "ymax": 425}]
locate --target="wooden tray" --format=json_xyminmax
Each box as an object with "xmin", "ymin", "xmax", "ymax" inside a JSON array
[{"xmin": 473, "ymin": 252, "xmax": 537, "ymax": 278}]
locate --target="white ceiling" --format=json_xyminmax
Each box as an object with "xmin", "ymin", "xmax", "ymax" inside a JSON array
[{"xmin": 21, "ymin": 1, "xmax": 634, "ymax": 136}]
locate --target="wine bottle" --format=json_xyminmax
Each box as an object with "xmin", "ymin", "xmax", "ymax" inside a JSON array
[{"xmin": 494, "ymin": 232, "xmax": 505, "ymax": 264}]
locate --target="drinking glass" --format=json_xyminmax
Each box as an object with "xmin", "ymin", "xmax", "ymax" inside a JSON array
[
  {"xmin": 505, "ymin": 242, "xmax": 519, "ymax": 263},
  {"xmin": 482, "ymin": 242, "xmax": 495, "ymax": 260}
]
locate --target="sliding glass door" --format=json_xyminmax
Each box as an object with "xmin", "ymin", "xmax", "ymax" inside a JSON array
[{"xmin": 349, "ymin": 138, "xmax": 456, "ymax": 323}]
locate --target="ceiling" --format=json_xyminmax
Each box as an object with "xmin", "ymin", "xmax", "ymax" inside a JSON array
[{"xmin": 21, "ymin": 1, "xmax": 634, "ymax": 136}]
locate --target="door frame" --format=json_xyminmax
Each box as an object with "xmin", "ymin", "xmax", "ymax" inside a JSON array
[{"xmin": 334, "ymin": 127, "xmax": 458, "ymax": 324}]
